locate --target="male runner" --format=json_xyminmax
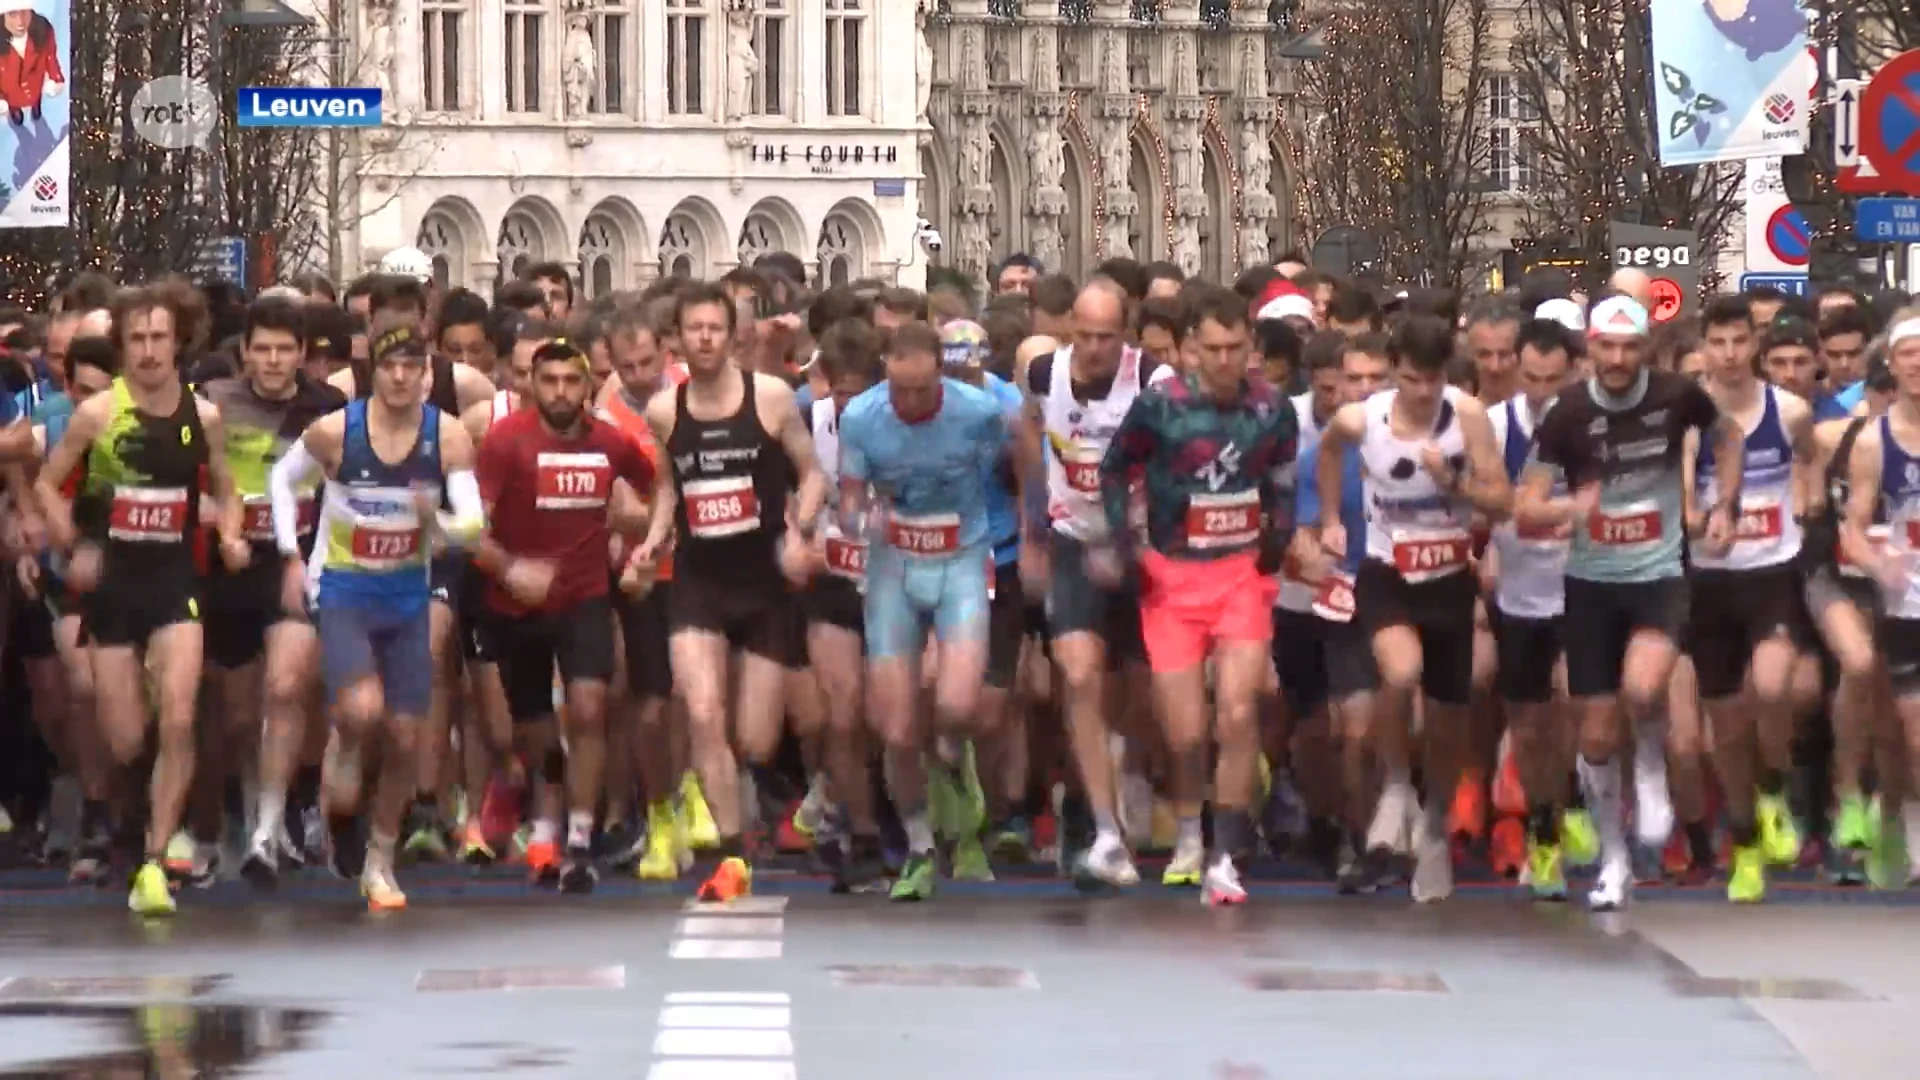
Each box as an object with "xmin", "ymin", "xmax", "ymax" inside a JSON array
[
  {"xmin": 34, "ymin": 286, "xmax": 245, "ymax": 916},
  {"xmin": 473, "ymin": 338, "xmax": 655, "ymax": 893},
  {"xmin": 1518, "ymin": 296, "xmax": 1741, "ymax": 910},
  {"xmin": 1099, "ymin": 286, "xmax": 1299, "ymax": 906},
  {"xmin": 634, "ymin": 281, "xmax": 825, "ymax": 903},
  {"xmin": 799, "ymin": 320, "xmax": 888, "ymax": 888},
  {"xmin": 269, "ymin": 325, "xmax": 484, "ymax": 911},
  {"xmin": 1839, "ymin": 318, "xmax": 1920, "ymax": 882},
  {"xmin": 1686, "ymin": 295, "xmax": 1815, "ymax": 901},
  {"xmin": 1020, "ymin": 279, "xmax": 1172, "ymax": 887},
  {"xmin": 1316, "ymin": 314, "xmax": 1510, "ymax": 903},
  {"xmin": 835, "ymin": 320, "xmax": 1012, "ymax": 901},
  {"xmin": 197, "ymin": 298, "xmax": 346, "ymax": 888},
  {"xmin": 1482, "ymin": 318, "xmax": 1592, "ymax": 898}
]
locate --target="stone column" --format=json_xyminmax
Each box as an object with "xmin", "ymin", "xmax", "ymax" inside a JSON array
[
  {"xmin": 1232, "ymin": 6, "xmax": 1276, "ymax": 269},
  {"xmin": 1092, "ymin": 1, "xmax": 1135, "ymax": 260}
]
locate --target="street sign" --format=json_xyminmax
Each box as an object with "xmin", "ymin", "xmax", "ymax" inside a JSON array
[
  {"xmin": 1609, "ymin": 222, "xmax": 1699, "ymax": 318},
  {"xmin": 1764, "ymin": 204, "xmax": 1812, "ymax": 267},
  {"xmin": 192, "ymin": 237, "xmax": 247, "ymax": 287},
  {"xmin": 1834, "ymin": 78, "xmax": 1862, "ymax": 168},
  {"xmin": 1647, "ymin": 278, "xmax": 1683, "ymax": 323},
  {"xmin": 1860, "ymin": 50, "xmax": 1920, "ymax": 192},
  {"xmin": 1739, "ymin": 272, "xmax": 1810, "ymax": 296},
  {"xmin": 1853, "ymin": 196, "xmax": 1920, "ymax": 242}
]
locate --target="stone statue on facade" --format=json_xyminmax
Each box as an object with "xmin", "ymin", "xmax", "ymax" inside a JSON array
[
  {"xmin": 1100, "ymin": 32, "xmax": 1127, "ymax": 95},
  {"xmin": 1240, "ymin": 218, "xmax": 1271, "ymax": 270},
  {"xmin": 364, "ymin": 0, "xmax": 396, "ymax": 110},
  {"xmin": 1101, "ymin": 119, "xmax": 1130, "ymax": 194},
  {"xmin": 915, "ymin": 2, "xmax": 933, "ymax": 125},
  {"xmin": 1240, "ymin": 121, "xmax": 1270, "ymax": 197},
  {"xmin": 1170, "ymin": 35, "xmax": 1197, "ymax": 98},
  {"xmin": 1170, "ymin": 220, "xmax": 1202, "ymax": 278},
  {"xmin": 1169, "ymin": 125, "xmax": 1200, "ymax": 202},
  {"xmin": 1240, "ymin": 37, "xmax": 1266, "ymax": 99},
  {"xmin": 725, "ymin": 5, "xmax": 758, "ymax": 122},
  {"xmin": 961, "ymin": 127, "xmax": 989, "ymax": 191},
  {"xmin": 563, "ymin": 8, "xmax": 597, "ymax": 118},
  {"xmin": 957, "ymin": 216, "xmax": 994, "ymax": 279},
  {"xmin": 1028, "ymin": 124, "xmax": 1065, "ymax": 192}
]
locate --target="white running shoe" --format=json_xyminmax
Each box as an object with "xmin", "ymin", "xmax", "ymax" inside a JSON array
[
  {"xmin": 1074, "ymin": 832, "xmax": 1141, "ymax": 888},
  {"xmin": 1162, "ymin": 836, "xmax": 1205, "ymax": 887},
  {"xmin": 1588, "ymin": 850, "xmax": 1631, "ymax": 912},
  {"xmin": 1632, "ymin": 720, "xmax": 1674, "ymax": 847},
  {"xmin": 1365, "ymin": 782, "xmax": 1413, "ymax": 856},
  {"xmin": 1201, "ymin": 855, "xmax": 1247, "ymax": 906},
  {"xmin": 1410, "ymin": 822, "xmax": 1453, "ymax": 904}
]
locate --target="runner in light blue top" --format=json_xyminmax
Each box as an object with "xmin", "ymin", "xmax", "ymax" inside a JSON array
[{"xmin": 833, "ymin": 319, "xmax": 1014, "ymax": 903}]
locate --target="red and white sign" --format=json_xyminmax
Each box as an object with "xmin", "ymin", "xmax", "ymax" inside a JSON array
[
  {"xmin": 534, "ymin": 451, "xmax": 612, "ymax": 511},
  {"xmin": 887, "ymin": 512, "xmax": 960, "ymax": 556},
  {"xmin": 108, "ymin": 486, "xmax": 190, "ymax": 543},
  {"xmin": 1184, "ymin": 490, "xmax": 1260, "ymax": 549},
  {"xmin": 1589, "ymin": 502, "xmax": 1662, "ymax": 547},
  {"xmin": 242, "ymin": 494, "xmax": 317, "ymax": 541},
  {"xmin": 1391, "ymin": 527, "xmax": 1470, "ymax": 582},
  {"xmin": 683, "ymin": 476, "xmax": 760, "ymax": 539},
  {"xmin": 351, "ymin": 523, "xmax": 421, "ymax": 564},
  {"xmin": 1648, "ymin": 278, "xmax": 1684, "ymax": 323},
  {"xmin": 824, "ymin": 535, "xmax": 867, "ymax": 581}
]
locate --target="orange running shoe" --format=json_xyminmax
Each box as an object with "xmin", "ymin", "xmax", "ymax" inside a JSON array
[
  {"xmin": 1662, "ymin": 831, "xmax": 1690, "ymax": 878},
  {"xmin": 525, "ymin": 839, "xmax": 560, "ymax": 882},
  {"xmin": 1448, "ymin": 770, "xmax": 1488, "ymax": 842},
  {"xmin": 1489, "ymin": 817, "xmax": 1526, "ymax": 879},
  {"xmin": 696, "ymin": 856, "xmax": 752, "ymax": 902},
  {"xmin": 1491, "ymin": 746, "xmax": 1527, "ymax": 817}
]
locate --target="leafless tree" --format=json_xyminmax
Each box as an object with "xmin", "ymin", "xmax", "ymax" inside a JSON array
[
  {"xmin": 1295, "ymin": 0, "xmax": 1496, "ymax": 288},
  {"xmin": 1508, "ymin": 0, "xmax": 1740, "ymax": 285}
]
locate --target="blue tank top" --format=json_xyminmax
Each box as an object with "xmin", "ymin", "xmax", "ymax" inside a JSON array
[
  {"xmin": 316, "ymin": 400, "xmax": 444, "ymax": 613},
  {"xmin": 984, "ymin": 374, "xmax": 1022, "ymax": 565}
]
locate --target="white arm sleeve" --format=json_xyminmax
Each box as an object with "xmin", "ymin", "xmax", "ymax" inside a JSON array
[
  {"xmin": 437, "ymin": 468, "xmax": 485, "ymax": 547},
  {"xmin": 269, "ymin": 436, "xmax": 321, "ymax": 557}
]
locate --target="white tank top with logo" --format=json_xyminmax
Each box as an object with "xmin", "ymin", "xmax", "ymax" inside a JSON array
[
  {"xmin": 1042, "ymin": 345, "xmax": 1148, "ymax": 543},
  {"xmin": 1690, "ymin": 384, "xmax": 1802, "ymax": 573},
  {"xmin": 812, "ymin": 397, "xmax": 867, "ymax": 589},
  {"xmin": 1360, "ymin": 386, "xmax": 1474, "ymax": 582}
]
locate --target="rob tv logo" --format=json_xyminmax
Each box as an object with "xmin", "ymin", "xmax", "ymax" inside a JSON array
[{"xmin": 236, "ymin": 87, "xmax": 382, "ymax": 127}]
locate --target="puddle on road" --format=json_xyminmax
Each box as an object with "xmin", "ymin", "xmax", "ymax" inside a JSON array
[{"xmin": 0, "ymin": 1002, "xmax": 324, "ymax": 1077}]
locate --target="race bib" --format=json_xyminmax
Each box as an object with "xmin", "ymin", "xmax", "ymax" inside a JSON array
[
  {"xmin": 242, "ymin": 494, "xmax": 316, "ymax": 542},
  {"xmin": 535, "ymin": 451, "xmax": 613, "ymax": 511},
  {"xmin": 684, "ymin": 476, "xmax": 761, "ymax": 539},
  {"xmin": 1311, "ymin": 569, "xmax": 1356, "ymax": 623},
  {"xmin": 1063, "ymin": 446, "xmax": 1102, "ymax": 494},
  {"xmin": 1513, "ymin": 515, "xmax": 1569, "ymax": 545},
  {"xmin": 350, "ymin": 523, "xmax": 421, "ymax": 564},
  {"xmin": 1184, "ymin": 489, "xmax": 1260, "ymax": 550},
  {"xmin": 1589, "ymin": 501, "xmax": 1662, "ymax": 547},
  {"xmin": 824, "ymin": 534, "xmax": 867, "ymax": 582},
  {"xmin": 1732, "ymin": 496, "xmax": 1783, "ymax": 543},
  {"xmin": 1391, "ymin": 527, "xmax": 1470, "ymax": 582},
  {"xmin": 888, "ymin": 511, "xmax": 960, "ymax": 556},
  {"xmin": 108, "ymin": 486, "xmax": 189, "ymax": 543},
  {"xmin": 1839, "ymin": 524, "xmax": 1889, "ymax": 578}
]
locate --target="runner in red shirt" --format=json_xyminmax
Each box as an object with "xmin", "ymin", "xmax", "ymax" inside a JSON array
[{"xmin": 472, "ymin": 339, "xmax": 655, "ymax": 893}]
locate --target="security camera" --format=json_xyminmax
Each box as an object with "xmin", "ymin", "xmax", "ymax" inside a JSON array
[{"xmin": 915, "ymin": 217, "xmax": 943, "ymax": 254}]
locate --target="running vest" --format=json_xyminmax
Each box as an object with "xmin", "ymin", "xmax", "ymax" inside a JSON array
[
  {"xmin": 1359, "ymin": 385, "xmax": 1474, "ymax": 582},
  {"xmin": 1691, "ymin": 384, "xmax": 1801, "ymax": 572},
  {"xmin": 199, "ymin": 376, "xmax": 341, "ymax": 556},
  {"xmin": 1877, "ymin": 414, "xmax": 1920, "ymax": 619},
  {"xmin": 1825, "ymin": 416, "xmax": 1888, "ymax": 579},
  {"xmin": 314, "ymin": 400, "xmax": 443, "ymax": 610},
  {"xmin": 1041, "ymin": 345, "xmax": 1147, "ymax": 542},
  {"xmin": 1491, "ymin": 393, "xmax": 1567, "ymax": 619},
  {"xmin": 599, "ymin": 383, "xmax": 676, "ymax": 582},
  {"xmin": 667, "ymin": 372, "xmax": 790, "ymax": 579},
  {"xmin": 83, "ymin": 378, "xmax": 208, "ymax": 580},
  {"xmin": 811, "ymin": 396, "xmax": 866, "ymax": 589},
  {"xmin": 1291, "ymin": 391, "xmax": 1325, "ymax": 446}
]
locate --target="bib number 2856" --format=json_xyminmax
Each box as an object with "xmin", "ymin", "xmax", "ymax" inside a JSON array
[{"xmin": 684, "ymin": 477, "xmax": 761, "ymax": 539}]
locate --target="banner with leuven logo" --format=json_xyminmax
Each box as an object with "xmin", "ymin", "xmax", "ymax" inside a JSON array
[
  {"xmin": 0, "ymin": 0, "xmax": 68, "ymax": 227},
  {"xmin": 1649, "ymin": 0, "xmax": 1812, "ymax": 167}
]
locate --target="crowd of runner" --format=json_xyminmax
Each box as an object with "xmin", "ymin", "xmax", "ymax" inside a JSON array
[{"xmin": 0, "ymin": 248, "xmax": 1913, "ymax": 917}]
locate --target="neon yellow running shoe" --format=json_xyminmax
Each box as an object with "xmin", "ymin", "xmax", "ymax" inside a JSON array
[
  {"xmin": 637, "ymin": 801, "xmax": 685, "ymax": 881},
  {"xmin": 1756, "ymin": 792, "xmax": 1801, "ymax": 866},
  {"xmin": 951, "ymin": 834, "xmax": 994, "ymax": 881},
  {"xmin": 1560, "ymin": 810, "xmax": 1599, "ymax": 867},
  {"xmin": 1834, "ymin": 793, "xmax": 1873, "ymax": 850},
  {"xmin": 1868, "ymin": 802, "xmax": 1909, "ymax": 890},
  {"xmin": 678, "ymin": 772, "xmax": 720, "ymax": 851},
  {"xmin": 1727, "ymin": 844, "xmax": 1766, "ymax": 903},
  {"xmin": 1528, "ymin": 841, "xmax": 1566, "ymax": 900},
  {"xmin": 128, "ymin": 861, "xmax": 176, "ymax": 917}
]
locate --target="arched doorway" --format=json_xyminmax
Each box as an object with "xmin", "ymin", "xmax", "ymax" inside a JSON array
[
  {"xmin": 1061, "ymin": 137, "xmax": 1090, "ymax": 281},
  {"xmin": 988, "ymin": 132, "xmax": 1016, "ymax": 266},
  {"xmin": 1200, "ymin": 140, "xmax": 1230, "ymax": 281},
  {"xmin": 1128, "ymin": 134, "xmax": 1164, "ymax": 262}
]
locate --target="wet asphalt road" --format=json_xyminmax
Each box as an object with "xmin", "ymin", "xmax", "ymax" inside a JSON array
[{"xmin": 1, "ymin": 864, "xmax": 1916, "ymax": 1080}]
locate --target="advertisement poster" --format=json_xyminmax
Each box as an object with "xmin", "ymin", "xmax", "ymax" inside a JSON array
[
  {"xmin": 1649, "ymin": 0, "xmax": 1812, "ymax": 167},
  {"xmin": 0, "ymin": 0, "xmax": 68, "ymax": 228}
]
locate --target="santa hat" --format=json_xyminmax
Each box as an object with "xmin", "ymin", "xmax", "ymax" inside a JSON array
[
  {"xmin": 0, "ymin": 1, "xmax": 35, "ymax": 16},
  {"xmin": 1253, "ymin": 280, "xmax": 1314, "ymax": 324}
]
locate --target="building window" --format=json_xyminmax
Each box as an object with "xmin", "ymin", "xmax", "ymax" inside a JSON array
[
  {"xmin": 825, "ymin": 0, "xmax": 862, "ymax": 117},
  {"xmin": 667, "ymin": 0, "xmax": 705, "ymax": 115},
  {"xmin": 1486, "ymin": 73, "xmax": 1514, "ymax": 121},
  {"xmin": 591, "ymin": 0, "xmax": 629, "ymax": 113},
  {"xmin": 420, "ymin": 0, "xmax": 464, "ymax": 111},
  {"xmin": 505, "ymin": 0, "xmax": 544, "ymax": 113},
  {"xmin": 751, "ymin": 0, "xmax": 788, "ymax": 116},
  {"xmin": 1486, "ymin": 73, "xmax": 1538, "ymax": 194}
]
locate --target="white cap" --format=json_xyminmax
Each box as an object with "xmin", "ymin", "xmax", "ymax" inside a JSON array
[
  {"xmin": 1256, "ymin": 293, "xmax": 1315, "ymax": 323},
  {"xmin": 378, "ymin": 245, "xmax": 434, "ymax": 283},
  {"xmin": 1587, "ymin": 295, "xmax": 1650, "ymax": 339},
  {"xmin": 258, "ymin": 284, "xmax": 305, "ymax": 301},
  {"xmin": 1534, "ymin": 298, "xmax": 1586, "ymax": 333},
  {"xmin": 0, "ymin": 1, "xmax": 35, "ymax": 15}
]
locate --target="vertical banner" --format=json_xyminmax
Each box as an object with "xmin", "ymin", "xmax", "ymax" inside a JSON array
[
  {"xmin": 1649, "ymin": 0, "xmax": 1812, "ymax": 166},
  {"xmin": 0, "ymin": 0, "xmax": 68, "ymax": 227}
]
